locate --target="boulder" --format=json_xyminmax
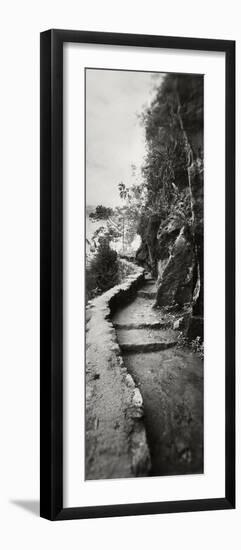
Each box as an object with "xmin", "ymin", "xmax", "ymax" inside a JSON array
[{"xmin": 155, "ymin": 225, "xmax": 195, "ymax": 308}]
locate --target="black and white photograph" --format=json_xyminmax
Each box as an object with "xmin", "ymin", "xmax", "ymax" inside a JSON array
[
  {"xmin": 39, "ymin": 27, "xmax": 234, "ymax": 523},
  {"xmin": 0, "ymin": 1, "xmax": 237, "ymax": 543},
  {"xmin": 85, "ymin": 68, "xmax": 204, "ymax": 480}
]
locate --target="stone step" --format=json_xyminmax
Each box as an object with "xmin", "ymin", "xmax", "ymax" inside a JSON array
[
  {"xmin": 113, "ymin": 320, "xmax": 170, "ymax": 330},
  {"xmin": 120, "ymin": 341, "xmax": 177, "ymax": 353},
  {"xmin": 112, "ymin": 296, "xmax": 173, "ymax": 327},
  {"xmin": 137, "ymin": 290, "xmax": 156, "ymax": 299},
  {"xmin": 144, "ymin": 274, "xmax": 155, "ymax": 281},
  {"xmin": 116, "ymin": 328, "xmax": 178, "ymax": 354},
  {"xmin": 142, "ymin": 282, "xmax": 157, "ymax": 291}
]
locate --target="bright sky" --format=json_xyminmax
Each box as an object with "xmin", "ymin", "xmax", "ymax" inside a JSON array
[{"xmin": 86, "ymin": 69, "xmax": 164, "ymax": 207}]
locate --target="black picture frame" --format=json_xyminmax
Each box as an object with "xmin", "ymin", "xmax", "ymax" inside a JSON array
[{"xmin": 40, "ymin": 29, "xmax": 235, "ymax": 521}]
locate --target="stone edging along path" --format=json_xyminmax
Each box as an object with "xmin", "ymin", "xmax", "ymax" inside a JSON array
[{"xmin": 85, "ymin": 261, "xmax": 151, "ymax": 480}]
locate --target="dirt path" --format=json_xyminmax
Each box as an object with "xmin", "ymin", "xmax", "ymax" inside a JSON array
[{"xmin": 112, "ymin": 276, "xmax": 203, "ymax": 476}]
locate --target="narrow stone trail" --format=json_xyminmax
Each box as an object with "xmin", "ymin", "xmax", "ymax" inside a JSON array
[{"xmin": 112, "ymin": 276, "xmax": 203, "ymax": 476}]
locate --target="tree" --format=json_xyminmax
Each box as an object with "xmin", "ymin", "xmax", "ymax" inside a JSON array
[
  {"xmin": 89, "ymin": 197, "xmax": 142, "ymax": 255},
  {"xmin": 89, "ymin": 205, "xmax": 113, "ymax": 220}
]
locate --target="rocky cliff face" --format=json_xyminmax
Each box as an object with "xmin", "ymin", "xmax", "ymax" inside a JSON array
[
  {"xmin": 136, "ymin": 214, "xmax": 161, "ymax": 277},
  {"xmin": 136, "ymin": 74, "xmax": 204, "ymax": 339},
  {"xmin": 154, "ymin": 161, "xmax": 203, "ymax": 338},
  {"xmin": 155, "ymin": 225, "xmax": 195, "ymax": 309}
]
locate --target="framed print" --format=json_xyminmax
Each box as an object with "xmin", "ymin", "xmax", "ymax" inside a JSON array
[{"xmin": 40, "ymin": 29, "xmax": 235, "ymax": 520}]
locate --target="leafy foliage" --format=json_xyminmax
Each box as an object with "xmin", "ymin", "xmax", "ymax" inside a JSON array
[
  {"xmin": 86, "ymin": 237, "xmax": 119, "ymax": 301},
  {"xmin": 89, "ymin": 205, "xmax": 113, "ymax": 220},
  {"xmin": 177, "ymin": 333, "xmax": 204, "ymax": 358},
  {"xmin": 135, "ymin": 73, "xmax": 203, "ymax": 275},
  {"xmin": 89, "ymin": 198, "xmax": 142, "ymax": 254}
]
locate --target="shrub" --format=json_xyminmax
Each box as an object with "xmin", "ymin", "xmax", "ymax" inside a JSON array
[
  {"xmin": 86, "ymin": 238, "xmax": 119, "ymax": 301},
  {"xmin": 177, "ymin": 332, "xmax": 204, "ymax": 358}
]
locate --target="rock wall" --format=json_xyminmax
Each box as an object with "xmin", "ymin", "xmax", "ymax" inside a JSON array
[
  {"xmin": 85, "ymin": 263, "xmax": 151, "ymax": 480},
  {"xmin": 135, "ymin": 74, "xmax": 204, "ymax": 339},
  {"xmin": 136, "ymin": 214, "xmax": 161, "ymax": 276},
  {"xmin": 155, "ymin": 225, "xmax": 195, "ymax": 309},
  {"xmin": 154, "ymin": 173, "xmax": 203, "ymax": 338}
]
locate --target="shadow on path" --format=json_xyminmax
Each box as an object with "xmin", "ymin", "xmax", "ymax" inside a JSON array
[{"xmin": 113, "ymin": 276, "xmax": 203, "ymax": 476}]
